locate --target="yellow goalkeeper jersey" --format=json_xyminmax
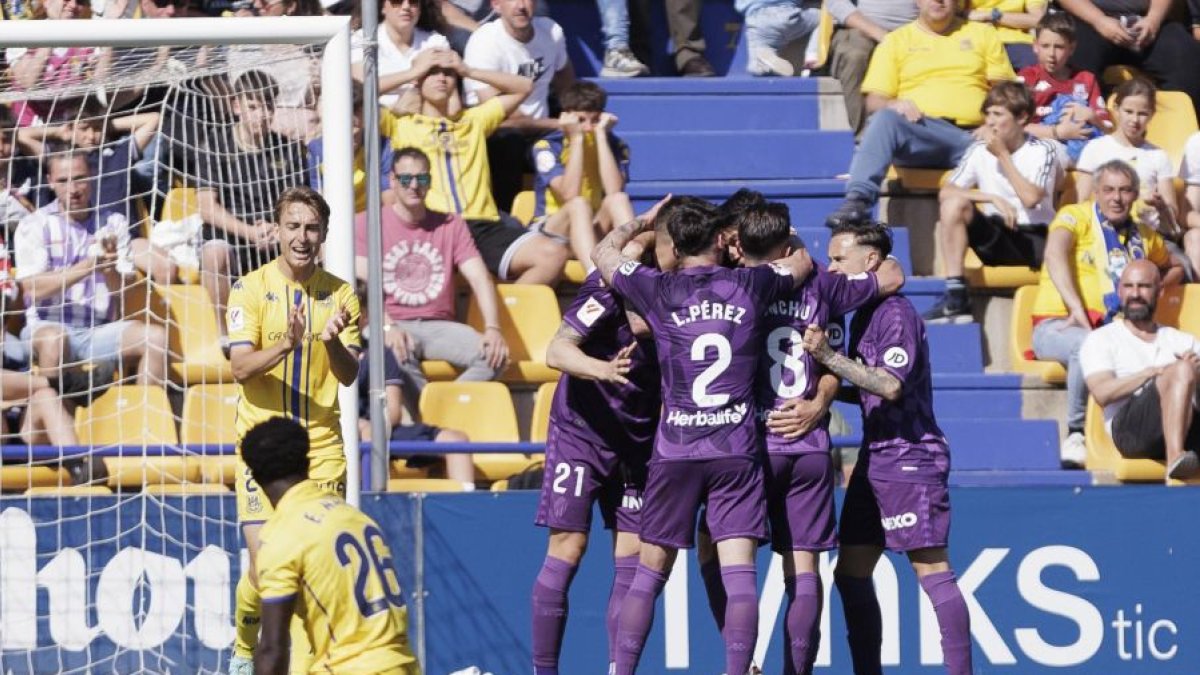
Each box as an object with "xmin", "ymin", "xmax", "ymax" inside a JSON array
[
  {"xmin": 257, "ymin": 480, "xmax": 419, "ymax": 674},
  {"xmin": 227, "ymin": 260, "xmax": 361, "ymax": 454}
]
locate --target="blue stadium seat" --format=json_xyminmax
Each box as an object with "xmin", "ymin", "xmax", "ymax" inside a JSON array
[{"xmin": 623, "ymin": 130, "xmax": 855, "ymax": 182}]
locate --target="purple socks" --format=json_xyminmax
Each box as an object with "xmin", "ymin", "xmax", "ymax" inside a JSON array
[
  {"xmin": 613, "ymin": 564, "xmax": 669, "ymax": 675},
  {"xmin": 531, "ymin": 556, "xmax": 579, "ymax": 674},
  {"xmin": 919, "ymin": 571, "xmax": 973, "ymax": 675},
  {"xmin": 835, "ymin": 574, "xmax": 883, "ymax": 675},
  {"xmin": 720, "ymin": 564, "xmax": 758, "ymax": 675},
  {"xmin": 700, "ymin": 556, "xmax": 727, "ymax": 632},
  {"xmin": 783, "ymin": 572, "xmax": 823, "ymax": 675},
  {"xmin": 607, "ymin": 555, "xmax": 640, "ymax": 663}
]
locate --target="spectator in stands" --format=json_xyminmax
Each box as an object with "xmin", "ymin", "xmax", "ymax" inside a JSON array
[
  {"xmin": 354, "ymin": 147, "xmax": 509, "ymax": 401},
  {"xmin": 1017, "ymin": 13, "xmax": 1110, "ymax": 168},
  {"xmin": 354, "ymin": 283, "xmax": 476, "ymax": 488},
  {"xmin": 307, "ymin": 87, "xmax": 394, "ymax": 214},
  {"xmin": 664, "ymin": 0, "xmax": 716, "ymax": 75},
  {"xmin": 1074, "ymin": 79, "xmax": 1184, "ymax": 267},
  {"xmin": 0, "ymin": 361, "xmax": 80, "ymax": 446},
  {"xmin": 1080, "ymin": 260, "xmax": 1200, "ymax": 480},
  {"xmin": 1182, "ymin": 131, "xmax": 1200, "ymax": 274},
  {"xmin": 0, "ymin": 112, "xmax": 35, "ymax": 233},
  {"xmin": 530, "ymin": 80, "xmax": 636, "ymax": 270},
  {"xmin": 825, "ymin": 0, "xmax": 1015, "ymax": 227},
  {"xmin": 964, "ymin": 0, "xmax": 1046, "ymax": 69},
  {"xmin": 824, "ymin": 0, "xmax": 917, "ymax": 133},
  {"xmin": 1030, "ymin": 159, "xmax": 1182, "ymax": 467},
  {"xmin": 91, "ymin": 0, "xmax": 191, "ymax": 18},
  {"xmin": 1058, "ymin": 0, "xmax": 1200, "ymax": 117},
  {"xmin": 13, "ymin": 153, "xmax": 169, "ymax": 387},
  {"xmin": 597, "ymin": 0, "xmax": 650, "ymax": 77},
  {"xmin": 351, "ymin": 0, "xmax": 449, "ymax": 108},
  {"xmin": 5, "ymin": 0, "xmax": 101, "ymax": 127},
  {"xmin": 382, "ymin": 49, "xmax": 568, "ymax": 284},
  {"xmin": 195, "ymin": 70, "xmax": 304, "ymax": 302},
  {"xmin": 927, "ymin": 81, "xmax": 1061, "ymax": 322},
  {"xmin": 464, "ymin": 0, "xmax": 574, "ymax": 215},
  {"xmin": 735, "ymin": 0, "xmax": 819, "ymax": 76}
]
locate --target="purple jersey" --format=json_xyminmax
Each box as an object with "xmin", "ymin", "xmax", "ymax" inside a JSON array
[
  {"xmin": 849, "ymin": 295, "xmax": 950, "ymax": 483},
  {"xmin": 610, "ymin": 261, "xmax": 796, "ymax": 461},
  {"xmin": 757, "ymin": 266, "xmax": 879, "ymax": 455},
  {"xmin": 549, "ymin": 271, "xmax": 661, "ymax": 454}
]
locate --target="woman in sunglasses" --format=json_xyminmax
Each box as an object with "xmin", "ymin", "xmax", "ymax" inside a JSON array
[{"xmin": 351, "ymin": 0, "xmax": 450, "ymax": 109}]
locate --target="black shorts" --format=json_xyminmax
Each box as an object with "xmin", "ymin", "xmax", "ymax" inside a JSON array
[
  {"xmin": 466, "ymin": 212, "xmax": 537, "ymax": 281},
  {"xmin": 1111, "ymin": 378, "xmax": 1200, "ymax": 459},
  {"xmin": 389, "ymin": 422, "xmax": 444, "ymax": 468},
  {"xmin": 967, "ymin": 210, "xmax": 1047, "ymax": 269}
]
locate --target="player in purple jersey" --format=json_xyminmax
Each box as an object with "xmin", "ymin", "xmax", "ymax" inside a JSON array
[
  {"xmin": 798, "ymin": 221, "xmax": 973, "ymax": 675},
  {"xmin": 592, "ymin": 197, "xmax": 814, "ymax": 675},
  {"xmin": 530, "ymin": 233, "xmax": 663, "ymax": 675}
]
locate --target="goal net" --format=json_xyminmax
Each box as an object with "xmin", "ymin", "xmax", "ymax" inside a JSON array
[{"xmin": 0, "ymin": 17, "xmax": 356, "ymax": 674}]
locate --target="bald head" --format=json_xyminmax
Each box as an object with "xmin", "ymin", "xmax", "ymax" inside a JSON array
[{"xmin": 1119, "ymin": 260, "xmax": 1161, "ymax": 322}]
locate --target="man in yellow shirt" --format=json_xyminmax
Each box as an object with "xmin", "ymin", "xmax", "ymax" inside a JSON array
[
  {"xmin": 226, "ymin": 186, "xmax": 362, "ymax": 674},
  {"xmin": 1030, "ymin": 159, "xmax": 1183, "ymax": 467},
  {"xmin": 244, "ymin": 417, "xmax": 419, "ymax": 675},
  {"xmin": 826, "ymin": 0, "xmax": 1016, "ymax": 227}
]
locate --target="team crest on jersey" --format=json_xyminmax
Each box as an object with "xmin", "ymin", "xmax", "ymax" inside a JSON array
[
  {"xmin": 576, "ymin": 296, "xmax": 607, "ymax": 327},
  {"xmin": 232, "ymin": 280, "xmax": 244, "ymax": 290},
  {"xmin": 535, "ymin": 149, "xmax": 557, "ymax": 174},
  {"xmin": 264, "ymin": 291, "xmax": 279, "ymax": 303},
  {"xmin": 247, "ymin": 493, "xmax": 262, "ymax": 514},
  {"xmin": 618, "ymin": 260, "xmax": 641, "ymax": 276},
  {"xmin": 228, "ymin": 307, "xmax": 245, "ymax": 332},
  {"xmin": 959, "ymin": 39, "xmax": 973, "ymax": 51},
  {"xmin": 883, "ymin": 346, "xmax": 910, "ymax": 368}
]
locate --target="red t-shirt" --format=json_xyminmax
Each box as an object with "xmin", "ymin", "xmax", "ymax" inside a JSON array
[
  {"xmin": 1017, "ymin": 64, "xmax": 1111, "ymax": 126},
  {"xmin": 354, "ymin": 208, "xmax": 481, "ymax": 322}
]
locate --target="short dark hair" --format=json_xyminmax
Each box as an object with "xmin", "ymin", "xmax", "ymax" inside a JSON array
[
  {"xmin": 1113, "ymin": 77, "xmax": 1157, "ymax": 112},
  {"xmin": 983, "ymin": 80, "xmax": 1034, "ymax": 119},
  {"xmin": 232, "ymin": 70, "xmax": 280, "ymax": 108},
  {"xmin": 392, "ymin": 146, "xmax": 431, "ymax": 170},
  {"xmin": 241, "ymin": 418, "xmax": 310, "ymax": 485},
  {"xmin": 659, "ymin": 196, "xmax": 720, "ymax": 257},
  {"xmin": 1034, "ymin": 12, "xmax": 1076, "ymax": 41},
  {"xmin": 830, "ymin": 220, "xmax": 893, "ymax": 257},
  {"xmin": 559, "ymin": 81, "xmax": 607, "ymax": 113},
  {"xmin": 719, "ymin": 188, "xmax": 767, "ymax": 218},
  {"xmin": 737, "ymin": 202, "xmax": 793, "ymax": 260},
  {"xmin": 275, "ymin": 185, "xmax": 331, "ymax": 228}
]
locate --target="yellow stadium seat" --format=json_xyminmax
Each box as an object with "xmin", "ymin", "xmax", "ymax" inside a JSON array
[
  {"xmin": 421, "ymin": 361, "xmax": 460, "ymax": 381},
  {"xmin": 811, "ymin": 8, "xmax": 834, "ymax": 71},
  {"xmin": 418, "ymin": 382, "xmax": 539, "ymax": 481},
  {"xmin": 1083, "ymin": 397, "xmax": 1200, "ymax": 484},
  {"xmin": 884, "ymin": 167, "xmax": 950, "ymax": 192},
  {"xmin": 563, "ymin": 260, "xmax": 589, "ymax": 285},
  {"xmin": 143, "ymin": 483, "xmax": 231, "ymax": 495},
  {"xmin": 181, "ymin": 384, "xmax": 239, "ymax": 445},
  {"xmin": 386, "ymin": 478, "xmax": 468, "ymax": 492},
  {"xmin": 75, "ymin": 385, "xmax": 198, "ymax": 488},
  {"xmin": 963, "ymin": 249, "xmax": 1039, "ymax": 289},
  {"xmin": 1008, "ymin": 286, "xmax": 1067, "ymax": 383},
  {"xmin": 467, "ymin": 283, "xmax": 561, "ymax": 383},
  {"xmin": 1146, "ymin": 91, "xmax": 1199, "ymax": 177},
  {"xmin": 1, "ymin": 466, "xmax": 69, "ymax": 491},
  {"xmin": 162, "ymin": 187, "xmax": 199, "ymax": 222},
  {"xmin": 201, "ymin": 456, "xmax": 239, "ymax": 486},
  {"xmin": 530, "ymin": 381, "xmax": 557, "ymax": 443},
  {"xmin": 511, "ymin": 190, "xmax": 536, "ymax": 226},
  {"xmin": 1153, "ymin": 284, "xmax": 1200, "ymax": 337},
  {"xmin": 25, "ymin": 486, "xmax": 113, "ymax": 496},
  {"xmin": 1102, "ymin": 65, "xmax": 1144, "ymax": 87},
  {"xmin": 159, "ymin": 285, "xmax": 233, "ymax": 384},
  {"xmin": 490, "ymin": 478, "xmax": 510, "ymax": 492},
  {"xmin": 390, "ymin": 459, "xmax": 431, "ymax": 479}
]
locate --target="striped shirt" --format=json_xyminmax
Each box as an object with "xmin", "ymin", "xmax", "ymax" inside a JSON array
[{"xmin": 947, "ymin": 134, "xmax": 1062, "ymax": 225}]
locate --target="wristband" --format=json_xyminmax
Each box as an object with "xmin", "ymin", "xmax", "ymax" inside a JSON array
[{"xmin": 485, "ymin": 325, "xmax": 501, "ymax": 332}]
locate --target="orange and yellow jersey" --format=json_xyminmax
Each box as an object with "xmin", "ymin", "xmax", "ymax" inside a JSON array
[
  {"xmin": 257, "ymin": 480, "xmax": 419, "ymax": 674},
  {"xmin": 227, "ymin": 260, "xmax": 362, "ymax": 454}
]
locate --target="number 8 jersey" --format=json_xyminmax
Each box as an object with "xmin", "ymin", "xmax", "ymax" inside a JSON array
[
  {"xmin": 609, "ymin": 261, "xmax": 797, "ymax": 460},
  {"xmin": 257, "ymin": 480, "xmax": 418, "ymax": 673}
]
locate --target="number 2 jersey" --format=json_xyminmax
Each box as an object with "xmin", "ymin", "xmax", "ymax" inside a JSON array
[
  {"xmin": 609, "ymin": 261, "xmax": 796, "ymax": 461},
  {"xmin": 849, "ymin": 295, "xmax": 950, "ymax": 483},
  {"xmin": 757, "ymin": 266, "xmax": 880, "ymax": 455},
  {"xmin": 550, "ymin": 270, "xmax": 661, "ymax": 456},
  {"xmin": 257, "ymin": 480, "xmax": 418, "ymax": 673}
]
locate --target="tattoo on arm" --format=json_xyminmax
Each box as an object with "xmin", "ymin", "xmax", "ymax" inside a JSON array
[
  {"xmin": 592, "ymin": 219, "xmax": 644, "ymax": 284},
  {"xmin": 553, "ymin": 322, "xmax": 584, "ymax": 345},
  {"xmin": 819, "ymin": 350, "xmax": 902, "ymax": 400}
]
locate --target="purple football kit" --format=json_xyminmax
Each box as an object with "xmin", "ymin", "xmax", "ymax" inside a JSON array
[
  {"xmin": 758, "ymin": 267, "xmax": 880, "ymax": 554},
  {"xmin": 839, "ymin": 294, "xmax": 952, "ymax": 552},
  {"xmin": 609, "ymin": 260, "xmax": 796, "ymax": 549},
  {"xmin": 535, "ymin": 271, "xmax": 661, "ymax": 534}
]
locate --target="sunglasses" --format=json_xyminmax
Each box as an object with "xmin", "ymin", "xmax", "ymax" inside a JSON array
[
  {"xmin": 394, "ymin": 172, "xmax": 432, "ymax": 188},
  {"xmin": 386, "ymin": 0, "xmax": 420, "ymax": 6}
]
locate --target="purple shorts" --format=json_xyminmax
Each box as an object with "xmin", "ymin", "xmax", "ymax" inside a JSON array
[
  {"xmin": 534, "ymin": 423, "xmax": 647, "ymax": 533},
  {"xmin": 640, "ymin": 456, "xmax": 767, "ymax": 549},
  {"xmin": 838, "ymin": 465, "xmax": 951, "ymax": 552},
  {"xmin": 765, "ymin": 453, "xmax": 837, "ymax": 553}
]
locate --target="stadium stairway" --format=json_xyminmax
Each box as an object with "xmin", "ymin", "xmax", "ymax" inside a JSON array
[{"xmin": 597, "ymin": 76, "xmax": 1085, "ymax": 486}]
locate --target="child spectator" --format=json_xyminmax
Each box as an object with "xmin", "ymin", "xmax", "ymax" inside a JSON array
[
  {"xmin": 530, "ymin": 80, "xmax": 636, "ymax": 270},
  {"xmin": 1017, "ymin": 13, "xmax": 1109, "ymax": 166},
  {"xmin": 1176, "ymin": 131, "xmax": 1200, "ymax": 278}
]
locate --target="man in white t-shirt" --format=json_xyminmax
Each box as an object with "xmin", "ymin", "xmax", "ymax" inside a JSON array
[
  {"xmin": 1080, "ymin": 259, "xmax": 1200, "ymax": 481},
  {"xmin": 929, "ymin": 81, "xmax": 1062, "ymax": 323},
  {"xmin": 464, "ymin": 0, "xmax": 574, "ymax": 214}
]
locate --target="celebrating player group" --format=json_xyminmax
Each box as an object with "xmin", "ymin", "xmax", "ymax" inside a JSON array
[{"xmin": 531, "ymin": 193, "xmax": 974, "ymax": 675}]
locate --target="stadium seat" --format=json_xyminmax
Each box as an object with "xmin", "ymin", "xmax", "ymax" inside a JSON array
[
  {"xmin": 418, "ymin": 382, "xmax": 539, "ymax": 481},
  {"xmin": 390, "ymin": 459, "xmax": 432, "ymax": 479},
  {"xmin": 811, "ymin": 8, "xmax": 834, "ymax": 71},
  {"xmin": 490, "ymin": 478, "xmax": 510, "ymax": 492},
  {"xmin": 1083, "ymin": 397, "xmax": 1200, "ymax": 484},
  {"xmin": 1102, "ymin": 64, "xmax": 1144, "ymax": 87},
  {"xmin": 1, "ymin": 466, "xmax": 69, "ymax": 492},
  {"xmin": 1007, "ymin": 286, "xmax": 1067, "ymax": 384},
  {"xmin": 1153, "ymin": 285, "xmax": 1200, "ymax": 337},
  {"xmin": 159, "ymin": 285, "xmax": 233, "ymax": 384},
  {"xmin": 421, "ymin": 361, "xmax": 460, "ymax": 381},
  {"xmin": 25, "ymin": 486, "xmax": 113, "ymax": 496},
  {"xmin": 530, "ymin": 381, "xmax": 557, "ymax": 443},
  {"xmin": 143, "ymin": 483, "xmax": 231, "ymax": 495},
  {"xmin": 1146, "ymin": 91, "xmax": 1199, "ymax": 171},
  {"xmin": 466, "ymin": 284, "xmax": 561, "ymax": 383},
  {"xmin": 75, "ymin": 385, "xmax": 199, "ymax": 488},
  {"xmin": 884, "ymin": 167, "xmax": 950, "ymax": 193},
  {"xmin": 563, "ymin": 260, "xmax": 588, "ymax": 285},
  {"xmin": 511, "ymin": 190, "xmax": 535, "ymax": 225},
  {"xmin": 963, "ymin": 249, "xmax": 1039, "ymax": 289},
  {"xmin": 386, "ymin": 478, "xmax": 468, "ymax": 492},
  {"xmin": 181, "ymin": 384, "xmax": 240, "ymax": 486},
  {"xmin": 162, "ymin": 187, "xmax": 200, "ymax": 222},
  {"xmin": 201, "ymin": 456, "xmax": 239, "ymax": 486}
]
